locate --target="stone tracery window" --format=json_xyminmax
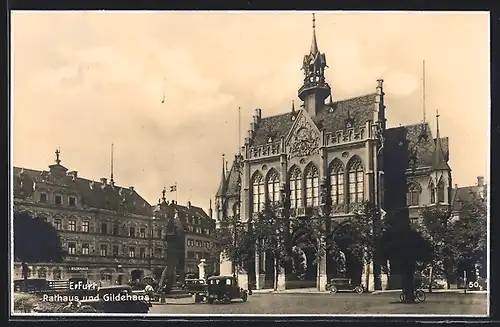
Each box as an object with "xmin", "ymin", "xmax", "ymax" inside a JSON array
[
  {"xmin": 329, "ymin": 159, "xmax": 345, "ymax": 205},
  {"xmin": 251, "ymin": 172, "xmax": 265, "ymax": 213},
  {"xmin": 430, "ymin": 182, "xmax": 436, "ymax": 204},
  {"xmin": 289, "ymin": 166, "xmax": 303, "ymax": 209},
  {"xmin": 406, "ymin": 182, "xmax": 422, "ymax": 206},
  {"xmin": 347, "ymin": 156, "xmax": 364, "ymax": 204},
  {"xmin": 305, "ymin": 164, "xmax": 320, "ymax": 207},
  {"xmin": 266, "ymin": 169, "xmax": 280, "ymax": 205},
  {"xmin": 437, "ymin": 179, "xmax": 445, "ymax": 203}
]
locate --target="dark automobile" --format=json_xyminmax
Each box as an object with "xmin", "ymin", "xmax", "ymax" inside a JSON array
[
  {"xmin": 184, "ymin": 279, "xmax": 207, "ymax": 303},
  {"xmin": 206, "ymin": 276, "xmax": 248, "ymax": 304},
  {"xmin": 79, "ymin": 285, "xmax": 151, "ymax": 313},
  {"xmin": 326, "ymin": 278, "xmax": 364, "ymax": 294}
]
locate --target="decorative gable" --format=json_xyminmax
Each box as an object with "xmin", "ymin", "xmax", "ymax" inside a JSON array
[{"xmin": 285, "ymin": 110, "xmax": 321, "ymax": 159}]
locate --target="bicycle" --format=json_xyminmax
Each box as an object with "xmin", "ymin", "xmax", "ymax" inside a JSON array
[{"xmin": 400, "ymin": 289, "xmax": 426, "ymax": 303}]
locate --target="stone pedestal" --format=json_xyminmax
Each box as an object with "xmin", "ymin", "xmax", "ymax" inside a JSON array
[
  {"xmin": 317, "ymin": 253, "xmax": 328, "ymax": 291},
  {"xmin": 256, "ymin": 274, "xmax": 265, "ymax": 290},
  {"xmin": 219, "ymin": 253, "xmax": 233, "ymax": 276},
  {"xmin": 380, "ymin": 273, "xmax": 389, "ymax": 290},
  {"xmin": 277, "ymin": 271, "xmax": 286, "ymax": 291},
  {"xmin": 198, "ymin": 259, "xmax": 207, "ymax": 281},
  {"xmin": 237, "ymin": 273, "xmax": 249, "ymax": 290},
  {"xmin": 362, "ymin": 262, "xmax": 375, "ymax": 292}
]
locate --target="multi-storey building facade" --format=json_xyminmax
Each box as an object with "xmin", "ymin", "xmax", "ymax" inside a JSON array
[
  {"xmin": 13, "ymin": 150, "xmax": 216, "ymax": 284},
  {"xmin": 215, "ymin": 15, "xmax": 452, "ymax": 291}
]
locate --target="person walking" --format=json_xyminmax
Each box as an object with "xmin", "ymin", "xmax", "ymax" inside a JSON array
[{"xmin": 145, "ymin": 283, "xmax": 154, "ymax": 304}]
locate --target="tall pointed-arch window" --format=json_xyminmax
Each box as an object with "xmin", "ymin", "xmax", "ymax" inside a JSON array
[
  {"xmin": 267, "ymin": 169, "xmax": 280, "ymax": 204},
  {"xmin": 305, "ymin": 164, "xmax": 320, "ymax": 207},
  {"xmin": 329, "ymin": 160, "xmax": 345, "ymax": 205},
  {"xmin": 347, "ymin": 157, "xmax": 364, "ymax": 204},
  {"xmin": 251, "ymin": 172, "xmax": 265, "ymax": 213},
  {"xmin": 406, "ymin": 182, "xmax": 422, "ymax": 206},
  {"xmin": 289, "ymin": 166, "xmax": 302, "ymax": 209},
  {"xmin": 430, "ymin": 182, "xmax": 436, "ymax": 204},
  {"xmin": 437, "ymin": 180, "xmax": 445, "ymax": 203}
]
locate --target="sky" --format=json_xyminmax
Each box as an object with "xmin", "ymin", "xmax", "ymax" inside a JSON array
[{"xmin": 11, "ymin": 11, "xmax": 490, "ymax": 214}]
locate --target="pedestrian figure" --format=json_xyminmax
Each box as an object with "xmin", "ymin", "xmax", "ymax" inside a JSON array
[{"xmin": 145, "ymin": 283, "xmax": 154, "ymax": 304}]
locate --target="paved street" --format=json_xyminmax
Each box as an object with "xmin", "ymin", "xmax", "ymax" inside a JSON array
[{"xmin": 149, "ymin": 292, "xmax": 488, "ymax": 315}]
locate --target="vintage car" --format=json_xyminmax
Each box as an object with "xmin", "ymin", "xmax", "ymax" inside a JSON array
[
  {"xmin": 78, "ymin": 285, "xmax": 151, "ymax": 313},
  {"xmin": 183, "ymin": 278, "xmax": 207, "ymax": 303},
  {"xmin": 206, "ymin": 276, "xmax": 248, "ymax": 304},
  {"xmin": 326, "ymin": 278, "xmax": 364, "ymax": 294}
]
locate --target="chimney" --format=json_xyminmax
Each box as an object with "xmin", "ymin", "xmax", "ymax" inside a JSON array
[
  {"xmin": 129, "ymin": 186, "xmax": 134, "ymax": 192},
  {"xmin": 250, "ymin": 122, "xmax": 256, "ymax": 132},
  {"xmin": 256, "ymin": 108, "xmax": 262, "ymax": 119},
  {"xmin": 477, "ymin": 176, "xmax": 484, "ymax": 186},
  {"xmin": 100, "ymin": 178, "xmax": 107, "ymax": 187},
  {"xmin": 454, "ymin": 184, "xmax": 458, "ymax": 189},
  {"xmin": 187, "ymin": 201, "xmax": 191, "ymax": 209}
]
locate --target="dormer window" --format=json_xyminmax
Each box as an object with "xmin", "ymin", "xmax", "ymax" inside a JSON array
[
  {"xmin": 55, "ymin": 195, "xmax": 62, "ymax": 205},
  {"xmin": 69, "ymin": 196, "xmax": 76, "ymax": 206},
  {"xmin": 267, "ymin": 137, "xmax": 273, "ymax": 143}
]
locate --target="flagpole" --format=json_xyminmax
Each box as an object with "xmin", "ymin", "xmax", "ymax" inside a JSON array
[{"xmin": 175, "ymin": 182, "xmax": 178, "ymax": 203}]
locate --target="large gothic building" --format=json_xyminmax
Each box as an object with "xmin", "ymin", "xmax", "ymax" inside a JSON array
[{"xmin": 215, "ymin": 15, "xmax": 452, "ymax": 291}]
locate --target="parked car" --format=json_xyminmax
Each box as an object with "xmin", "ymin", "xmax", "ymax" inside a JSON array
[
  {"xmin": 79, "ymin": 285, "xmax": 151, "ymax": 313},
  {"xmin": 326, "ymin": 278, "xmax": 364, "ymax": 294},
  {"xmin": 206, "ymin": 276, "xmax": 249, "ymax": 304},
  {"xmin": 184, "ymin": 279, "xmax": 207, "ymax": 303}
]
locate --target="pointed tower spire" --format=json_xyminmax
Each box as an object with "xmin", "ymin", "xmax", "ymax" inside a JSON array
[
  {"xmin": 110, "ymin": 143, "xmax": 115, "ymax": 185},
  {"xmin": 299, "ymin": 13, "xmax": 330, "ymax": 117},
  {"xmin": 310, "ymin": 13, "xmax": 319, "ymax": 55},
  {"xmin": 221, "ymin": 153, "xmax": 226, "ymax": 182},
  {"xmin": 291, "ymin": 100, "xmax": 296, "ymax": 113},
  {"xmin": 431, "ymin": 109, "xmax": 450, "ymax": 170}
]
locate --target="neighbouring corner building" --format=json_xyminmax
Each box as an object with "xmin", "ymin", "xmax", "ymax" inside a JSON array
[
  {"xmin": 12, "ymin": 152, "xmax": 217, "ymax": 285},
  {"xmin": 215, "ymin": 16, "xmax": 455, "ymax": 291}
]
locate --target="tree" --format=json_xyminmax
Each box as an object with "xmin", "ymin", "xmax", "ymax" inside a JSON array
[
  {"xmin": 14, "ymin": 211, "xmax": 65, "ymax": 292},
  {"xmin": 344, "ymin": 201, "xmax": 383, "ymax": 291},
  {"xmin": 212, "ymin": 213, "xmax": 255, "ymax": 274},
  {"xmin": 378, "ymin": 210, "xmax": 433, "ymax": 303},
  {"xmin": 252, "ymin": 202, "xmax": 288, "ymax": 291},
  {"xmin": 418, "ymin": 206, "xmax": 455, "ymax": 292},
  {"xmin": 451, "ymin": 194, "xmax": 487, "ymax": 282}
]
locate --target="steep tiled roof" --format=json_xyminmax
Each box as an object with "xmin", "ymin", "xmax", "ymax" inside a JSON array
[
  {"xmin": 450, "ymin": 185, "xmax": 486, "ymax": 213},
  {"xmin": 385, "ymin": 122, "xmax": 450, "ymax": 170},
  {"xmin": 13, "ymin": 166, "xmax": 152, "ymax": 216},
  {"xmin": 252, "ymin": 112, "xmax": 295, "ymax": 146},
  {"xmin": 251, "ymin": 93, "xmax": 377, "ymax": 147},
  {"xmin": 215, "ymin": 155, "xmax": 242, "ymax": 198},
  {"xmin": 175, "ymin": 203, "xmax": 215, "ymax": 232},
  {"xmin": 314, "ymin": 93, "xmax": 377, "ymax": 133}
]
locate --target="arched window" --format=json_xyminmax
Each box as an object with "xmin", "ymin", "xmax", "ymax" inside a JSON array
[
  {"xmin": 37, "ymin": 267, "xmax": 47, "ymax": 278},
  {"xmin": 289, "ymin": 166, "xmax": 303, "ymax": 209},
  {"xmin": 251, "ymin": 172, "xmax": 265, "ymax": 213},
  {"xmin": 430, "ymin": 182, "xmax": 436, "ymax": 204},
  {"xmin": 52, "ymin": 268, "xmax": 62, "ymax": 280},
  {"xmin": 347, "ymin": 157, "xmax": 364, "ymax": 204},
  {"xmin": 406, "ymin": 182, "xmax": 422, "ymax": 206},
  {"xmin": 267, "ymin": 169, "xmax": 280, "ymax": 204},
  {"xmin": 305, "ymin": 164, "xmax": 320, "ymax": 207},
  {"xmin": 437, "ymin": 180, "xmax": 445, "ymax": 203},
  {"xmin": 329, "ymin": 160, "xmax": 345, "ymax": 205}
]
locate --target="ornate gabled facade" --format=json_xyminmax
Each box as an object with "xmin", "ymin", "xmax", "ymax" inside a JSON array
[
  {"xmin": 13, "ymin": 150, "xmax": 216, "ymax": 284},
  {"xmin": 215, "ymin": 14, "xmax": 453, "ymax": 292}
]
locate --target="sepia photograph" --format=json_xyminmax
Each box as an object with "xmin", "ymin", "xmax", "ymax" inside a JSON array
[{"xmin": 10, "ymin": 10, "xmax": 489, "ymax": 317}]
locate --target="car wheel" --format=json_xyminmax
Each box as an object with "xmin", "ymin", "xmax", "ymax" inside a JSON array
[
  {"xmin": 330, "ymin": 286, "xmax": 338, "ymax": 294},
  {"xmin": 242, "ymin": 292, "xmax": 248, "ymax": 302},
  {"xmin": 355, "ymin": 286, "xmax": 364, "ymax": 294}
]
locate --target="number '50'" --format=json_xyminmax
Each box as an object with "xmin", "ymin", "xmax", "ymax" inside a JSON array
[{"xmin": 468, "ymin": 281, "xmax": 480, "ymax": 288}]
